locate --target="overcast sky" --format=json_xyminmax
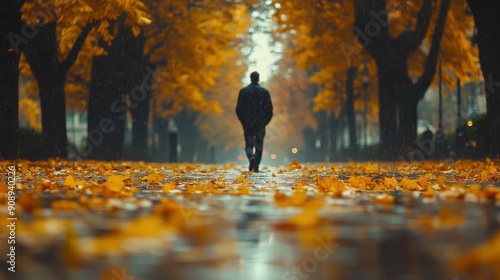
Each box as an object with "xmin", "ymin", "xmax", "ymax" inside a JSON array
[{"xmin": 246, "ymin": 32, "xmax": 280, "ymax": 84}]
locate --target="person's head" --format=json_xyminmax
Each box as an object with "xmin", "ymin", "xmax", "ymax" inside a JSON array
[{"xmin": 250, "ymin": 71, "xmax": 259, "ymax": 83}]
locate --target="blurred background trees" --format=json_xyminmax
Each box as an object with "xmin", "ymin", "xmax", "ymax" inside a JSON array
[
  {"xmin": 1, "ymin": 0, "xmax": 497, "ymax": 162},
  {"xmin": 272, "ymin": 0, "xmax": 480, "ymax": 160}
]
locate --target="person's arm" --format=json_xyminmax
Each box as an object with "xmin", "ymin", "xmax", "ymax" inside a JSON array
[
  {"xmin": 235, "ymin": 90, "xmax": 244, "ymax": 123},
  {"xmin": 264, "ymin": 90, "xmax": 273, "ymax": 125}
]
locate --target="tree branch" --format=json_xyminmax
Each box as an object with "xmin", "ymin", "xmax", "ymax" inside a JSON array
[
  {"xmin": 353, "ymin": 0, "xmax": 390, "ymax": 59},
  {"xmin": 395, "ymin": 0, "xmax": 434, "ymax": 55},
  {"xmin": 414, "ymin": 0, "xmax": 450, "ymax": 98},
  {"xmin": 67, "ymin": 72, "xmax": 89, "ymax": 87},
  {"xmin": 145, "ymin": 39, "xmax": 167, "ymax": 62},
  {"xmin": 60, "ymin": 20, "xmax": 99, "ymax": 74}
]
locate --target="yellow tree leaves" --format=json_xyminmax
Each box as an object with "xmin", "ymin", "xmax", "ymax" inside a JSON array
[
  {"xmin": 18, "ymin": 0, "xmax": 251, "ymax": 133},
  {"xmin": 265, "ymin": 45, "xmax": 317, "ymax": 149},
  {"xmin": 18, "ymin": 0, "xmax": 151, "ymax": 115},
  {"xmin": 405, "ymin": 0, "xmax": 480, "ymax": 88},
  {"xmin": 148, "ymin": 1, "xmax": 250, "ymax": 119},
  {"xmin": 272, "ymin": 0, "xmax": 480, "ymax": 124},
  {"xmin": 193, "ymin": 3, "xmax": 250, "ymax": 113},
  {"xmin": 19, "ymin": 97, "xmax": 42, "ymax": 131},
  {"xmin": 272, "ymin": 0, "xmax": 379, "ymax": 130},
  {"xmin": 195, "ymin": 53, "xmax": 249, "ymax": 148},
  {"xmin": 21, "ymin": 0, "xmax": 150, "ymax": 59}
]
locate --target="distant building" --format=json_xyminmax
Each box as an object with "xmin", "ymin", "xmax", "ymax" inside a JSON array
[
  {"xmin": 66, "ymin": 110, "xmax": 133, "ymax": 151},
  {"xmin": 66, "ymin": 110, "xmax": 88, "ymax": 148}
]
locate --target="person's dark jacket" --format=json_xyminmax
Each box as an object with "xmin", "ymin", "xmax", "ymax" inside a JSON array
[{"xmin": 236, "ymin": 82, "xmax": 273, "ymax": 134}]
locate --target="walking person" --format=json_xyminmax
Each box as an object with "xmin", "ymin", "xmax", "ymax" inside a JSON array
[{"xmin": 236, "ymin": 71, "xmax": 273, "ymax": 172}]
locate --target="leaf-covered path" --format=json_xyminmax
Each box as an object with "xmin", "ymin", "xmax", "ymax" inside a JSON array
[{"xmin": 1, "ymin": 160, "xmax": 500, "ymax": 280}]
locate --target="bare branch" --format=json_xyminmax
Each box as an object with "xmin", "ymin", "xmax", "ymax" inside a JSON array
[
  {"xmin": 414, "ymin": 0, "xmax": 450, "ymax": 98},
  {"xmin": 60, "ymin": 21, "xmax": 99, "ymax": 74},
  {"xmin": 395, "ymin": 0, "xmax": 434, "ymax": 55},
  {"xmin": 353, "ymin": 0, "xmax": 389, "ymax": 59}
]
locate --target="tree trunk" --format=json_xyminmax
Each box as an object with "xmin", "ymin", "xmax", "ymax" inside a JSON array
[
  {"xmin": 377, "ymin": 59, "xmax": 402, "ymax": 160},
  {"xmin": 38, "ymin": 73, "xmax": 68, "ymax": 158},
  {"xmin": 398, "ymin": 94, "xmax": 419, "ymax": 155},
  {"xmin": 467, "ymin": 0, "xmax": 500, "ymax": 157},
  {"xmin": 354, "ymin": 0, "xmax": 449, "ymax": 161},
  {"xmin": 24, "ymin": 22, "xmax": 68, "ymax": 158},
  {"xmin": 328, "ymin": 114, "xmax": 339, "ymax": 161},
  {"xmin": 127, "ymin": 31, "xmax": 149, "ymax": 161},
  {"xmin": 153, "ymin": 117, "xmax": 169, "ymax": 162},
  {"xmin": 175, "ymin": 110, "xmax": 200, "ymax": 162},
  {"xmin": 130, "ymin": 94, "xmax": 151, "ymax": 160},
  {"xmin": 317, "ymin": 111, "xmax": 328, "ymax": 161},
  {"xmin": 23, "ymin": 20, "xmax": 95, "ymax": 159},
  {"xmin": 0, "ymin": 0, "xmax": 23, "ymax": 159},
  {"xmin": 87, "ymin": 22, "xmax": 141, "ymax": 160},
  {"xmin": 398, "ymin": 89, "xmax": 420, "ymax": 156},
  {"xmin": 87, "ymin": 55, "xmax": 126, "ymax": 160},
  {"xmin": 346, "ymin": 67, "xmax": 358, "ymax": 158},
  {"xmin": 302, "ymin": 127, "xmax": 316, "ymax": 162}
]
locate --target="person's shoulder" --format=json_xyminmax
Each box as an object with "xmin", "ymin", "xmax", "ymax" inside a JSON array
[
  {"xmin": 242, "ymin": 84, "xmax": 256, "ymax": 91},
  {"xmin": 239, "ymin": 85, "xmax": 249, "ymax": 93}
]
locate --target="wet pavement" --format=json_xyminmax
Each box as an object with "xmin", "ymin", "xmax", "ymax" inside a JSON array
[{"xmin": 1, "ymin": 161, "xmax": 500, "ymax": 280}]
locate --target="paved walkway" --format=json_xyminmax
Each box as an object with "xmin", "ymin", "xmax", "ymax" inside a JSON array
[{"xmin": 1, "ymin": 160, "xmax": 499, "ymax": 280}]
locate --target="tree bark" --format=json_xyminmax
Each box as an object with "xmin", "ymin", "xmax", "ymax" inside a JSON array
[
  {"xmin": 377, "ymin": 57, "xmax": 403, "ymax": 159},
  {"xmin": 398, "ymin": 94, "xmax": 419, "ymax": 155},
  {"xmin": 87, "ymin": 22, "xmax": 142, "ymax": 160},
  {"xmin": 175, "ymin": 110, "xmax": 200, "ymax": 162},
  {"xmin": 23, "ymin": 22, "xmax": 68, "ymax": 158},
  {"xmin": 87, "ymin": 54, "xmax": 125, "ymax": 160},
  {"xmin": 328, "ymin": 114, "xmax": 339, "ymax": 161},
  {"xmin": 0, "ymin": 0, "xmax": 23, "ymax": 159},
  {"xmin": 153, "ymin": 116, "xmax": 169, "ymax": 162},
  {"xmin": 354, "ymin": 0, "xmax": 450, "ymax": 160},
  {"xmin": 130, "ymin": 94, "xmax": 151, "ymax": 160},
  {"xmin": 127, "ymin": 32, "xmax": 149, "ymax": 161},
  {"xmin": 346, "ymin": 67, "xmax": 358, "ymax": 157},
  {"xmin": 24, "ymin": 21, "xmax": 96, "ymax": 159},
  {"xmin": 467, "ymin": 0, "xmax": 500, "ymax": 157},
  {"xmin": 317, "ymin": 111, "xmax": 329, "ymax": 161},
  {"xmin": 39, "ymin": 73, "xmax": 68, "ymax": 158}
]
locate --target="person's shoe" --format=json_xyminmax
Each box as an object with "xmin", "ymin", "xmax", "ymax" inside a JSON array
[
  {"xmin": 253, "ymin": 165, "xmax": 259, "ymax": 173},
  {"xmin": 249, "ymin": 157, "xmax": 256, "ymax": 172}
]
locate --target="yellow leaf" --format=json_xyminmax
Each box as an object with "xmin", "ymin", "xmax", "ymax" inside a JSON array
[
  {"xmin": 131, "ymin": 25, "xmax": 140, "ymax": 37},
  {"xmin": 104, "ymin": 175, "xmax": 125, "ymax": 192},
  {"xmin": 143, "ymin": 173, "xmax": 166, "ymax": 184},
  {"xmin": 63, "ymin": 175, "xmax": 86, "ymax": 188},
  {"xmin": 139, "ymin": 16, "xmax": 152, "ymax": 25},
  {"xmin": 162, "ymin": 181, "xmax": 177, "ymax": 192}
]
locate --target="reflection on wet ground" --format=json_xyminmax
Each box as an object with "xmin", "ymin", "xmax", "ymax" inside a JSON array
[{"xmin": 1, "ymin": 162, "xmax": 499, "ymax": 280}]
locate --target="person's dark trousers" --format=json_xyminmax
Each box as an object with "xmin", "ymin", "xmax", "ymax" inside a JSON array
[{"xmin": 244, "ymin": 128, "xmax": 265, "ymax": 171}]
